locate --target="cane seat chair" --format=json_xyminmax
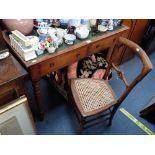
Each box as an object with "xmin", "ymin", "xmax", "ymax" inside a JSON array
[{"xmin": 70, "ymin": 37, "xmax": 153, "ymax": 134}]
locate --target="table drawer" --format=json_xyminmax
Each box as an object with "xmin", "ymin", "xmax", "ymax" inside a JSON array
[
  {"xmin": 39, "ymin": 46, "xmax": 88, "ymax": 76},
  {"xmin": 88, "ymin": 36, "xmax": 115, "ymax": 55}
]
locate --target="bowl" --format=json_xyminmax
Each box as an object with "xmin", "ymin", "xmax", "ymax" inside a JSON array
[
  {"xmin": 64, "ymin": 34, "xmax": 76, "ymax": 45},
  {"xmin": 75, "ymin": 27, "xmax": 89, "ymax": 39},
  {"xmin": 47, "ymin": 46, "xmax": 56, "ymax": 53},
  {"xmin": 98, "ymin": 25, "xmax": 108, "ymax": 32},
  {"xmin": 36, "ymin": 49, "xmax": 44, "ymax": 55}
]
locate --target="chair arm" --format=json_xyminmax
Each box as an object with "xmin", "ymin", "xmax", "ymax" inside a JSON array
[
  {"xmin": 118, "ymin": 37, "xmax": 153, "ymax": 75},
  {"xmin": 117, "ymin": 37, "xmax": 153, "ymax": 104}
]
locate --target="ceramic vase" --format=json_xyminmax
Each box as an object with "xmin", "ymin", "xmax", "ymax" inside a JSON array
[{"xmin": 2, "ymin": 19, "xmax": 34, "ymax": 35}]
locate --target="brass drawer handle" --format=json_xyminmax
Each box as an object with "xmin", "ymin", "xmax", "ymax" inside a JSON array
[
  {"xmin": 76, "ymin": 53, "xmax": 80, "ymax": 58},
  {"xmin": 96, "ymin": 44, "xmax": 101, "ymax": 48},
  {"xmin": 49, "ymin": 63, "xmax": 55, "ymax": 68}
]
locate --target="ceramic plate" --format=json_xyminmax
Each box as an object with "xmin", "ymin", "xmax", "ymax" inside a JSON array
[{"xmin": 0, "ymin": 51, "xmax": 10, "ymax": 60}]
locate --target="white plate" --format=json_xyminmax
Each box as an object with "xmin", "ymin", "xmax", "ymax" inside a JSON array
[{"xmin": 0, "ymin": 51, "xmax": 10, "ymax": 60}]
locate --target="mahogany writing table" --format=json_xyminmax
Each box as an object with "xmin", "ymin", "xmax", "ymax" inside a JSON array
[{"xmin": 2, "ymin": 26, "xmax": 129, "ymax": 120}]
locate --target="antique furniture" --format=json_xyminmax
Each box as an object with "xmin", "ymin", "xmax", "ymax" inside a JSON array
[
  {"xmin": 0, "ymin": 53, "xmax": 28, "ymax": 106},
  {"xmin": 0, "ymin": 29, "xmax": 28, "ymax": 106},
  {"xmin": 140, "ymin": 95, "xmax": 155, "ymax": 124},
  {"xmin": 119, "ymin": 19, "xmax": 150, "ymax": 63},
  {"xmin": 70, "ymin": 37, "xmax": 153, "ymax": 134},
  {"xmin": 2, "ymin": 26, "xmax": 129, "ymax": 120},
  {"xmin": 141, "ymin": 19, "xmax": 155, "ymax": 53},
  {"xmin": 0, "ymin": 29, "xmax": 7, "ymax": 52}
]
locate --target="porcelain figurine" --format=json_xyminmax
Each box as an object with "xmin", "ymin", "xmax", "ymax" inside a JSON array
[
  {"xmin": 89, "ymin": 19, "xmax": 97, "ymax": 27},
  {"xmin": 113, "ymin": 19, "xmax": 122, "ymax": 27},
  {"xmin": 107, "ymin": 19, "xmax": 114, "ymax": 30},
  {"xmin": 67, "ymin": 26, "xmax": 76, "ymax": 34},
  {"xmin": 52, "ymin": 19, "xmax": 60, "ymax": 27}
]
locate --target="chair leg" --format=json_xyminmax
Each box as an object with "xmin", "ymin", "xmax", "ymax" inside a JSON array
[
  {"xmin": 78, "ymin": 123, "xmax": 84, "ymax": 134},
  {"xmin": 108, "ymin": 106, "xmax": 118, "ymax": 126},
  {"xmin": 78, "ymin": 117, "xmax": 85, "ymax": 135},
  {"xmin": 108, "ymin": 117, "xmax": 113, "ymax": 126}
]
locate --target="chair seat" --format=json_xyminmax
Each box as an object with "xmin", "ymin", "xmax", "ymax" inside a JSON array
[{"xmin": 71, "ymin": 78, "xmax": 117, "ymax": 117}]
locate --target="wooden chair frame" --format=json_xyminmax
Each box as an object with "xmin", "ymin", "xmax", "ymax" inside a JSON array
[{"xmin": 70, "ymin": 37, "xmax": 153, "ymax": 134}]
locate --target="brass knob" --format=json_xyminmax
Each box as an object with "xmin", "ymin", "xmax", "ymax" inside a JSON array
[
  {"xmin": 96, "ymin": 44, "xmax": 100, "ymax": 48},
  {"xmin": 49, "ymin": 63, "xmax": 55, "ymax": 68},
  {"xmin": 76, "ymin": 53, "xmax": 80, "ymax": 58}
]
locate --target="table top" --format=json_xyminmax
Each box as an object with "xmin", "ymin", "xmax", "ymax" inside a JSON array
[
  {"xmin": 0, "ymin": 53, "xmax": 28, "ymax": 86},
  {"xmin": 2, "ymin": 25, "xmax": 129, "ymax": 68}
]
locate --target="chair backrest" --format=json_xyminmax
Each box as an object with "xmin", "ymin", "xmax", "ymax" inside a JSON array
[{"xmin": 104, "ymin": 37, "xmax": 153, "ymax": 105}]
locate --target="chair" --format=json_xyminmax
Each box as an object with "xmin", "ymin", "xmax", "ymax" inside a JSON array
[{"xmin": 69, "ymin": 37, "xmax": 153, "ymax": 134}]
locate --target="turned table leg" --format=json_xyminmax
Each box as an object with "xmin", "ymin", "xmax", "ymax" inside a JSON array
[{"xmin": 32, "ymin": 80, "xmax": 44, "ymax": 121}]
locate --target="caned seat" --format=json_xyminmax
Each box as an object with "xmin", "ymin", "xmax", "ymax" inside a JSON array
[{"xmin": 71, "ymin": 78, "xmax": 116, "ymax": 117}]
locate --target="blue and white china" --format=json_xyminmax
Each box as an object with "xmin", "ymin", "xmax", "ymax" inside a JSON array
[
  {"xmin": 107, "ymin": 19, "xmax": 114, "ymax": 30},
  {"xmin": 43, "ymin": 19, "xmax": 53, "ymax": 25},
  {"xmin": 68, "ymin": 19, "xmax": 81, "ymax": 27},
  {"xmin": 64, "ymin": 34, "xmax": 76, "ymax": 45},
  {"xmin": 39, "ymin": 34, "xmax": 48, "ymax": 42},
  {"xmin": 60, "ymin": 19, "xmax": 69, "ymax": 24},
  {"xmin": 80, "ymin": 19, "xmax": 90, "ymax": 30},
  {"xmin": 113, "ymin": 19, "xmax": 122, "ymax": 27},
  {"xmin": 100, "ymin": 19, "xmax": 109, "ymax": 27},
  {"xmin": 34, "ymin": 19, "xmax": 53, "ymax": 28}
]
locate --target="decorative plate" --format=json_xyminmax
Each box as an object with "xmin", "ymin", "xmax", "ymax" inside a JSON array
[{"xmin": 0, "ymin": 51, "xmax": 10, "ymax": 60}]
